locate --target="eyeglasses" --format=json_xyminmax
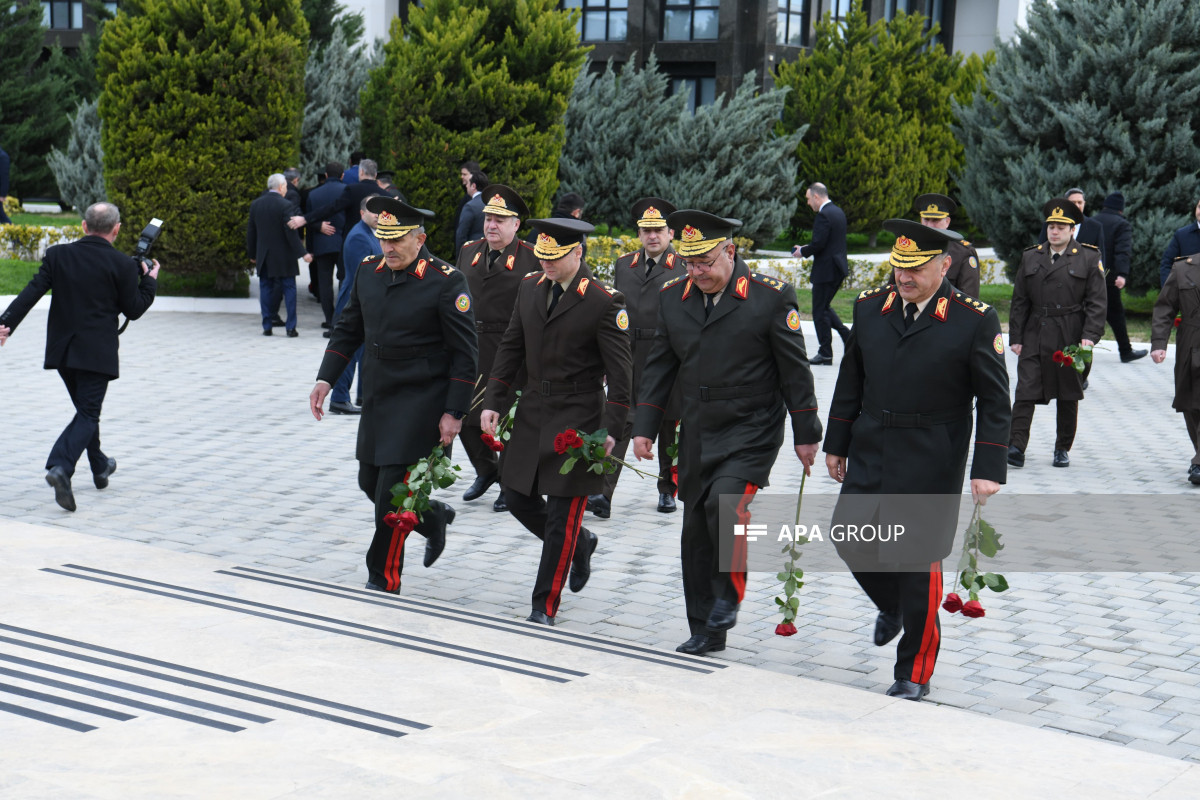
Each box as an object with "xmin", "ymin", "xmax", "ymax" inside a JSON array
[{"xmin": 683, "ymin": 251, "xmax": 726, "ymax": 272}]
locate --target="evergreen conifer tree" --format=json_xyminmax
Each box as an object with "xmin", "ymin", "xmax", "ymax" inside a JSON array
[
  {"xmin": 98, "ymin": 0, "xmax": 307, "ymax": 293},
  {"xmin": 0, "ymin": 2, "xmax": 79, "ymax": 198},
  {"xmin": 359, "ymin": 0, "xmax": 586, "ymax": 257},
  {"xmin": 301, "ymin": 0, "xmax": 364, "ymax": 51},
  {"xmin": 956, "ymin": 0, "xmax": 1200, "ymax": 292},
  {"xmin": 47, "ymin": 99, "xmax": 106, "ymax": 212},
  {"xmin": 301, "ymin": 26, "xmax": 378, "ymax": 183}
]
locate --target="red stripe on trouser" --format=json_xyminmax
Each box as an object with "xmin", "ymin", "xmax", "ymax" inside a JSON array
[
  {"xmin": 730, "ymin": 482, "xmax": 759, "ymax": 602},
  {"xmin": 546, "ymin": 497, "xmax": 585, "ymax": 616},
  {"xmin": 383, "ymin": 471, "xmax": 412, "ymax": 592},
  {"xmin": 910, "ymin": 561, "xmax": 943, "ymax": 684}
]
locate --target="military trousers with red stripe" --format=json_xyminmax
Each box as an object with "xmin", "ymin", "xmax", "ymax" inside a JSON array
[
  {"xmin": 505, "ymin": 474, "xmax": 594, "ymax": 618},
  {"xmin": 850, "ymin": 564, "xmax": 944, "ymax": 684},
  {"xmin": 358, "ymin": 462, "xmax": 453, "ymax": 592},
  {"xmin": 682, "ymin": 476, "xmax": 758, "ymax": 640}
]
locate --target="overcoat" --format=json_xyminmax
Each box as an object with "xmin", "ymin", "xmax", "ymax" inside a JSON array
[
  {"xmin": 1152, "ymin": 255, "xmax": 1200, "ymax": 411},
  {"xmin": 612, "ymin": 244, "xmax": 684, "ymax": 418},
  {"xmin": 945, "ymin": 238, "xmax": 981, "ymax": 299}
]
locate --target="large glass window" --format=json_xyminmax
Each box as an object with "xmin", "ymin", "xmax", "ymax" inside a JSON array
[
  {"xmin": 663, "ymin": 0, "xmax": 720, "ymax": 42},
  {"xmin": 42, "ymin": 0, "xmax": 99, "ymax": 29},
  {"xmin": 671, "ymin": 76, "xmax": 716, "ymax": 113},
  {"xmin": 883, "ymin": 0, "xmax": 946, "ymax": 44},
  {"xmin": 776, "ymin": 0, "xmax": 808, "ymax": 47},
  {"xmin": 563, "ymin": 0, "xmax": 628, "ymax": 42},
  {"xmin": 812, "ymin": 0, "xmax": 852, "ymax": 22}
]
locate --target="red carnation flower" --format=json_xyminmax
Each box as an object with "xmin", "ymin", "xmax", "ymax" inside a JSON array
[
  {"xmin": 942, "ymin": 592, "xmax": 964, "ymax": 613},
  {"xmin": 383, "ymin": 512, "xmax": 400, "ymax": 529},
  {"xmin": 489, "ymin": 439, "xmax": 505, "ymax": 452},
  {"xmin": 1175, "ymin": 316, "xmax": 1182, "ymax": 328},
  {"xmin": 961, "ymin": 600, "xmax": 986, "ymax": 618},
  {"xmin": 1063, "ymin": 355, "xmax": 1074, "ymax": 366},
  {"xmin": 1052, "ymin": 350, "xmax": 1064, "ymax": 364},
  {"xmin": 396, "ymin": 511, "xmax": 419, "ymax": 533},
  {"xmin": 775, "ymin": 622, "xmax": 797, "ymax": 636},
  {"xmin": 480, "ymin": 432, "xmax": 495, "ymax": 447}
]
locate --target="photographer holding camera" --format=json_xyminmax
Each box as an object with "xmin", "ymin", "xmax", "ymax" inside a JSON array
[{"xmin": 0, "ymin": 202, "xmax": 159, "ymax": 511}]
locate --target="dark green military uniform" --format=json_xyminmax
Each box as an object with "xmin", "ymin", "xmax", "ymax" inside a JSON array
[{"xmin": 1151, "ymin": 254, "xmax": 1200, "ymax": 481}]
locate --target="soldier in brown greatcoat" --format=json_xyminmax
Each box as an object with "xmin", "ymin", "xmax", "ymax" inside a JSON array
[
  {"xmin": 1151, "ymin": 253, "xmax": 1200, "ymax": 485},
  {"xmin": 481, "ymin": 218, "xmax": 633, "ymax": 625},
  {"xmin": 1007, "ymin": 198, "xmax": 1107, "ymax": 469},
  {"xmin": 455, "ymin": 185, "xmax": 541, "ymax": 512},
  {"xmin": 914, "ymin": 193, "xmax": 981, "ymax": 299}
]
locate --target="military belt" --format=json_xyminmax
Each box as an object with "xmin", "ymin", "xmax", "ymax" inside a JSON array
[
  {"xmin": 369, "ymin": 344, "xmax": 445, "ymax": 360},
  {"xmin": 633, "ymin": 328, "xmax": 657, "ymax": 340},
  {"xmin": 862, "ymin": 400, "xmax": 972, "ymax": 429},
  {"xmin": 534, "ymin": 379, "xmax": 603, "ymax": 396},
  {"xmin": 1034, "ymin": 304, "xmax": 1083, "ymax": 317},
  {"xmin": 476, "ymin": 322, "xmax": 510, "ymax": 334},
  {"xmin": 686, "ymin": 381, "xmax": 777, "ymax": 402}
]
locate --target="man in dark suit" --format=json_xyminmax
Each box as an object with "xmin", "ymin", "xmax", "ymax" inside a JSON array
[
  {"xmin": 1095, "ymin": 192, "xmax": 1147, "ymax": 362},
  {"xmin": 0, "ymin": 144, "xmax": 12, "ymax": 224},
  {"xmin": 634, "ymin": 210, "xmax": 822, "ymax": 655},
  {"xmin": 306, "ymin": 162, "xmax": 347, "ymax": 330},
  {"xmin": 455, "ymin": 184, "xmax": 540, "ymax": 513},
  {"xmin": 310, "ymin": 197, "xmax": 478, "ymax": 595},
  {"xmin": 327, "ymin": 193, "xmax": 384, "ymax": 415},
  {"xmin": 480, "ymin": 218, "xmax": 633, "ymax": 626},
  {"xmin": 248, "ymin": 173, "xmax": 310, "ymax": 336},
  {"xmin": 824, "ymin": 219, "xmax": 1010, "ymax": 701},
  {"xmin": 598, "ymin": 197, "xmax": 685, "ymax": 519},
  {"xmin": 1159, "ymin": 197, "xmax": 1200, "ymax": 287},
  {"xmin": 793, "ymin": 182, "xmax": 850, "ymax": 365},
  {"xmin": 0, "ymin": 202, "xmax": 159, "ymax": 511},
  {"xmin": 454, "ymin": 170, "xmax": 487, "ymax": 256}
]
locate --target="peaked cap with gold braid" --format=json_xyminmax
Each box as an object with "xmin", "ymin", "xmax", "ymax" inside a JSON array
[
  {"xmin": 914, "ymin": 192, "xmax": 957, "ymax": 220},
  {"xmin": 1042, "ymin": 197, "xmax": 1084, "ymax": 226},
  {"xmin": 883, "ymin": 218, "xmax": 962, "ymax": 270},
  {"xmin": 366, "ymin": 196, "xmax": 434, "ymax": 240},
  {"xmin": 481, "ymin": 184, "xmax": 530, "ymax": 218},
  {"xmin": 530, "ymin": 217, "xmax": 594, "ymax": 261},
  {"xmin": 632, "ymin": 196, "xmax": 677, "ymax": 229},
  {"xmin": 665, "ymin": 209, "xmax": 742, "ymax": 257}
]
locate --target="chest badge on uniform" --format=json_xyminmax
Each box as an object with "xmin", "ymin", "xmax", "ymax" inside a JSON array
[
  {"xmin": 734, "ymin": 276, "xmax": 749, "ymax": 299},
  {"xmin": 455, "ymin": 293, "xmax": 471, "ymax": 312},
  {"xmin": 616, "ymin": 309, "xmax": 630, "ymax": 330},
  {"xmin": 471, "ymin": 252, "xmax": 481, "ymax": 266},
  {"xmin": 969, "ymin": 256, "xmax": 978, "ymax": 269},
  {"xmin": 881, "ymin": 292, "xmax": 897, "ymax": 314},
  {"xmin": 993, "ymin": 333, "xmax": 1004, "ymax": 354},
  {"xmin": 786, "ymin": 309, "xmax": 801, "ymax": 331}
]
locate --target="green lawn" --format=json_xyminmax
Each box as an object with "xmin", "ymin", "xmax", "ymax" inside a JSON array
[
  {"xmin": 11, "ymin": 211, "xmax": 81, "ymax": 227},
  {"xmin": 0, "ymin": 259, "xmax": 39, "ymax": 294}
]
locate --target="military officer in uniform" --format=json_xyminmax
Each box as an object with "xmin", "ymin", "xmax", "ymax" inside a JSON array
[
  {"xmin": 825, "ymin": 219, "xmax": 1011, "ymax": 701},
  {"xmin": 632, "ymin": 210, "xmax": 822, "ymax": 655},
  {"xmin": 455, "ymin": 185, "xmax": 541, "ymax": 513},
  {"xmin": 309, "ymin": 197, "xmax": 478, "ymax": 594},
  {"xmin": 592, "ymin": 197, "xmax": 685, "ymax": 519},
  {"xmin": 1007, "ymin": 199, "xmax": 1107, "ymax": 469},
  {"xmin": 481, "ymin": 218, "xmax": 633, "ymax": 625},
  {"xmin": 914, "ymin": 193, "xmax": 981, "ymax": 299},
  {"xmin": 1151, "ymin": 254, "xmax": 1200, "ymax": 484}
]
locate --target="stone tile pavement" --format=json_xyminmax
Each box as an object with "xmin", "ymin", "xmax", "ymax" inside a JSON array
[{"xmin": 1, "ymin": 290, "xmax": 1197, "ymax": 763}]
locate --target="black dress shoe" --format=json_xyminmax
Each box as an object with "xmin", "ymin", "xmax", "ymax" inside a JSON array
[
  {"xmin": 321, "ymin": 321, "xmax": 331, "ymax": 329},
  {"xmin": 809, "ymin": 353, "xmax": 833, "ymax": 365},
  {"xmin": 874, "ymin": 610, "xmax": 902, "ymax": 646},
  {"xmin": 586, "ymin": 494, "xmax": 611, "ymax": 518},
  {"xmin": 885, "ymin": 679, "xmax": 929, "ymax": 701},
  {"xmin": 1007, "ymin": 445, "xmax": 1025, "ymax": 468},
  {"xmin": 492, "ymin": 491, "xmax": 508, "ymax": 512},
  {"xmin": 329, "ymin": 401, "xmax": 361, "ymax": 415},
  {"xmin": 423, "ymin": 507, "xmax": 453, "ymax": 568},
  {"xmin": 1121, "ymin": 349, "xmax": 1148, "ymax": 363},
  {"xmin": 1189, "ymin": 465, "xmax": 1200, "ymax": 485},
  {"xmin": 706, "ymin": 598, "xmax": 739, "ymax": 631},
  {"xmin": 45, "ymin": 466, "xmax": 76, "ymax": 512},
  {"xmin": 1053, "ymin": 449, "xmax": 1070, "ymax": 467},
  {"xmin": 365, "ymin": 581, "xmax": 399, "ymax": 595},
  {"xmin": 568, "ymin": 530, "xmax": 598, "ymax": 593},
  {"xmin": 271, "ymin": 315, "xmax": 285, "ymax": 326},
  {"xmin": 675, "ymin": 634, "xmax": 725, "ymax": 655},
  {"xmin": 287, "ymin": 329, "xmax": 299, "ymax": 338},
  {"xmin": 526, "ymin": 610, "xmax": 555, "ymax": 626},
  {"xmin": 322, "ymin": 330, "xmax": 331, "ymax": 338},
  {"xmin": 262, "ymin": 328, "xmax": 272, "ymax": 336},
  {"xmin": 93, "ymin": 457, "xmax": 117, "ymax": 490},
  {"xmin": 462, "ymin": 474, "xmax": 497, "ymax": 501},
  {"xmin": 657, "ymin": 493, "xmax": 677, "ymax": 513}
]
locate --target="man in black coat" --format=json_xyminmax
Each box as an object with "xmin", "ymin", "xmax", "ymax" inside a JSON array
[
  {"xmin": 305, "ymin": 162, "xmax": 348, "ymax": 329},
  {"xmin": 793, "ymin": 182, "xmax": 850, "ymax": 365},
  {"xmin": 310, "ymin": 197, "xmax": 478, "ymax": 595},
  {"xmin": 454, "ymin": 170, "xmax": 487, "ymax": 257},
  {"xmin": 1094, "ymin": 192, "xmax": 1146, "ymax": 362},
  {"xmin": 1039, "ymin": 188, "xmax": 1107, "ymax": 264},
  {"xmin": 825, "ymin": 219, "xmax": 1010, "ymax": 701},
  {"xmin": 248, "ymin": 173, "xmax": 311, "ymax": 336},
  {"xmin": 0, "ymin": 202, "xmax": 159, "ymax": 511},
  {"xmin": 634, "ymin": 210, "xmax": 822, "ymax": 655},
  {"xmin": 1159, "ymin": 197, "xmax": 1200, "ymax": 287}
]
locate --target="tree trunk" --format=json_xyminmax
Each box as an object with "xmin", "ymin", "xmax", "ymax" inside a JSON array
[{"xmin": 868, "ymin": 230, "xmax": 878, "ymax": 248}]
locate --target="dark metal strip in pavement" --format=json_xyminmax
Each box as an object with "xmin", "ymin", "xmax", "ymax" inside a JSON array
[
  {"xmin": 0, "ymin": 681, "xmax": 135, "ymax": 720},
  {"xmin": 0, "ymin": 662, "xmax": 260, "ymax": 730},
  {"xmin": 223, "ymin": 566, "xmax": 722, "ymax": 675},
  {"xmin": 0, "ymin": 619, "xmax": 424, "ymax": 731},
  {"xmin": 60, "ymin": 563, "xmax": 586, "ymax": 679},
  {"xmin": 0, "ymin": 700, "xmax": 96, "ymax": 732}
]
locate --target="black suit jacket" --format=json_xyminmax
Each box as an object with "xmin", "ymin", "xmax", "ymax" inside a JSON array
[
  {"xmin": 1160, "ymin": 221, "xmax": 1200, "ymax": 287},
  {"xmin": 0, "ymin": 235, "xmax": 156, "ymax": 379},
  {"xmin": 799, "ymin": 202, "xmax": 849, "ymax": 283},
  {"xmin": 1094, "ymin": 208, "xmax": 1132, "ymax": 282},
  {"xmin": 247, "ymin": 190, "xmax": 307, "ymax": 278}
]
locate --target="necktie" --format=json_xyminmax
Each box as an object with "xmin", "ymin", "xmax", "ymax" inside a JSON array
[
  {"xmin": 548, "ymin": 282, "xmax": 565, "ymax": 315},
  {"xmin": 488, "ymin": 250, "xmax": 502, "ymax": 271},
  {"xmin": 904, "ymin": 302, "xmax": 917, "ymax": 330},
  {"xmin": 645, "ymin": 257, "xmax": 656, "ymax": 278},
  {"xmin": 704, "ymin": 293, "xmax": 715, "ymax": 319},
  {"xmin": 1051, "ymin": 252, "xmax": 1060, "ymax": 263}
]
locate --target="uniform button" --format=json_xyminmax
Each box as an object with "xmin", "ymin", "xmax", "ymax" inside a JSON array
[{"xmin": 1055, "ymin": 303, "xmax": 1061, "ymax": 308}]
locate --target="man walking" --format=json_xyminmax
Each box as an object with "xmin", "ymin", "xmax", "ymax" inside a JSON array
[
  {"xmin": 1094, "ymin": 192, "xmax": 1147, "ymax": 363},
  {"xmin": 480, "ymin": 218, "xmax": 632, "ymax": 625},
  {"xmin": 1008, "ymin": 199, "xmax": 1107, "ymax": 468},
  {"xmin": 310, "ymin": 197, "xmax": 478, "ymax": 595},
  {"xmin": 249, "ymin": 173, "xmax": 310, "ymax": 336},
  {"xmin": 456, "ymin": 184, "xmax": 540, "ymax": 512},
  {"xmin": 1160, "ymin": 198, "xmax": 1200, "ymax": 287},
  {"xmin": 824, "ymin": 219, "xmax": 1010, "ymax": 701},
  {"xmin": 914, "ymin": 193, "xmax": 981, "ymax": 299},
  {"xmin": 634, "ymin": 210, "xmax": 822, "ymax": 655},
  {"xmin": 1151, "ymin": 254, "xmax": 1200, "ymax": 484},
  {"xmin": 327, "ymin": 194, "xmax": 384, "ymax": 415},
  {"xmin": 0, "ymin": 202, "xmax": 159, "ymax": 511},
  {"xmin": 793, "ymin": 182, "xmax": 850, "ymax": 365},
  {"xmin": 306, "ymin": 162, "xmax": 347, "ymax": 330}
]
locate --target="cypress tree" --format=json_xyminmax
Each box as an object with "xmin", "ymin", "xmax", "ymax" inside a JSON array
[
  {"xmin": 300, "ymin": 0, "xmax": 364, "ymax": 52},
  {"xmin": 98, "ymin": 0, "xmax": 307, "ymax": 293},
  {"xmin": 47, "ymin": 99, "xmax": 107, "ymax": 212},
  {"xmin": 301, "ymin": 26, "xmax": 379, "ymax": 183},
  {"xmin": 955, "ymin": 0, "xmax": 1200, "ymax": 292},
  {"xmin": 359, "ymin": 0, "xmax": 586, "ymax": 258}
]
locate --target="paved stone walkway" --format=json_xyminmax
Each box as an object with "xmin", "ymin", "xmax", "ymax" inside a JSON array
[{"xmin": 1, "ymin": 289, "xmax": 1198, "ymax": 763}]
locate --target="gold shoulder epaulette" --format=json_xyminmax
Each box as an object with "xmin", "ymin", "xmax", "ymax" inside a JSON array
[
  {"xmin": 1174, "ymin": 254, "xmax": 1195, "ymax": 263},
  {"xmin": 857, "ymin": 285, "xmax": 890, "ymax": 302},
  {"xmin": 518, "ymin": 240, "xmax": 536, "ymax": 251},
  {"xmin": 1025, "ymin": 243, "xmax": 1043, "ymax": 251},
  {"xmin": 1080, "ymin": 242, "xmax": 1099, "ymax": 251},
  {"xmin": 523, "ymin": 270, "xmax": 542, "ymax": 280},
  {"xmin": 749, "ymin": 272, "xmax": 785, "ymax": 292},
  {"xmin": 437, "ymin": 262, "xmax": 455, "ymax": 275},
  {"xmin": 961, "ymin": 239, "xmax": 972, "ymax": 247},
  {"xmin": 660, "ymin": 275, "xmax": 686, "ymax": 291},
  {"xmin": 361, "ymin": 253, "xmax": 382, "ymax": 264},
  {"xmin": 953, "ymin": 291, "xmax": 990, "ymax": 314},
  {"xmin": 589, "ymin": 279, "xmax": 614, "ymax": 297}
]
